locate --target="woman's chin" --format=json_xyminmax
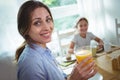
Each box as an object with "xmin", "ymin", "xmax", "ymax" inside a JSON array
[{"xmin": 44, "ymin": 39, "xmax": 51, "ymax": 43}]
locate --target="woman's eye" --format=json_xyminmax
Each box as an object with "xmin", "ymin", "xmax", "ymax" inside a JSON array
[
  {"xmin": 34, "ymin": 21, "xmax": 41, "ymax": 26},
  {"xmin": 46, "ymin": 18, "xmax": 52, "ymax": 23}
]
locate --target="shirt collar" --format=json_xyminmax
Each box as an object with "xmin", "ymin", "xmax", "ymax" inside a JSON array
[{"xmin": 26, "ymin": 43, "xmax": 51, "ymax": 56}]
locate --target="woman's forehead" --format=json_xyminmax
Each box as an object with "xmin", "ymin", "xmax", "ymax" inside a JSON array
[{"xmin": 31, "ymin": 7, "xmax": 50, "ymax": 20}]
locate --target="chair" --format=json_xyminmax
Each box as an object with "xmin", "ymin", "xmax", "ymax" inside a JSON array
[
  {"xmin": 47, "ymin": 29, "xmax": 75, "ymax": 57},
  {"xmin": 57, "ymin": 29, "xmax": 76, "ymax": 56},
  {"xmin": 115, "ymin": 18, "xmax": 120, "ymax": 44},
  {"xmin": 0, "ymin": 52, "xmax": 17, "ymax": 80}
]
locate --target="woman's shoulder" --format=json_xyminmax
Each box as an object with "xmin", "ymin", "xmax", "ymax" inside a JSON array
[
  {"xmin": 18, "ymin": 52, "xmax": 45, "ymax": 74},
  {"xmin": 18, "ymin": 46, "xmax": 44, "ymax": 65},
  {"xmin": 17, "ymin": 49, "xmax": 45, "ymax": 79}
]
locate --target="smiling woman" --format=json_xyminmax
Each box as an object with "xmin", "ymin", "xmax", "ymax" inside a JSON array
[
  {"xmin": 15, "ymin": 1, "xmax": 97, "ymax": 80},
  {"xmin": 16, "ymin": 0, "xmax": 54, "ymax": 61},
  {"xmin": 16, "ymin": 1, "xmax": 65, "ymax": 80},
  {"xmin": 28, "ymin": 7, "xmax": 54, "ymax": 46}
]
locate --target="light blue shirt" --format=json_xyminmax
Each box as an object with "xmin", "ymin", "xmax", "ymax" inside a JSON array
[{"xmin": 17, "ymin": 44, "xmax": 65, "ymax": 80}]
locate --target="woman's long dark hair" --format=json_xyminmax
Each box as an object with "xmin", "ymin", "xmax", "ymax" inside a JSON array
[{"xmin": 15, "ymin": 0, "xmax": 53, "ymax": 62}]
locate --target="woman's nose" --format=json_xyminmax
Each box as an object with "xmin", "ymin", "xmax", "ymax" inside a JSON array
[{"xmin": 43, "ymin": 22, "xmax": 50, "ymax": 30}]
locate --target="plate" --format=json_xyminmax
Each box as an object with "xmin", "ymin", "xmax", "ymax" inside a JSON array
[
  {"xmin": 63, "ymin": 54, "xmax": 76, "ymax": 63},
  {"xmin": 96, "ymin": 47, "xmax": 104, "ymax": 53}
]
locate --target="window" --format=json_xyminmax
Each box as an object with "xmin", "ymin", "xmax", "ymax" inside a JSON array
[
  {"xmin": 0, "ymin": 0, "xmax": 80, "ymax": 56},
  {"xmin": 54, "ymin": 15, "xmax": 79, "ymax": 31},
  {"xmin": 41, "ymin": 0, "xmax": 80, "ymax": 31},
  {"xmin": 41, "ymin": 0, "xmax": 80, "ymax": 56},
  {"xmin": 42, "ymin": 0, "xmax": 77, "ymax": 7}
]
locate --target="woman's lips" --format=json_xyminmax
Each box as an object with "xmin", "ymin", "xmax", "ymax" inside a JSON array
[{"xmin": 40, "ymin": 32, "xmax": 51, "ymax": 39}]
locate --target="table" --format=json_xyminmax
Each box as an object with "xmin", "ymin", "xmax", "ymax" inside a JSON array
[
  {"xmin": 95, "ymin": 47, "xmax": 120, "ymax": 80},
  {"xmin": 61, "ymin": 46, "xmax": 120, "ymax": 80}
]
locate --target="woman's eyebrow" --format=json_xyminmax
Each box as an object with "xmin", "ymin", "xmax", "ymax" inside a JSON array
[
  {"xmin": 46, "ymin": 15, "xmax": 51, "ymax": 18},
  {"xmin": 32, "ymin": 15, "xmax": 51, "ymax": 21},
  {"xmin": 32, "ymin": 17, "xmax": 41, "ymax": 21}
]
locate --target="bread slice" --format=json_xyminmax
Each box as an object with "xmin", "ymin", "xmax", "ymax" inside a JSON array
[
  {"xmin": 112, "ymin": 58, "xmax": 119, "ymax": 70},
  {"xmin": 109, "ymin": 50, "xmax": 120, "ymax": 70},
  {"xmin": 118, "ymin": 55, "xmax": 120, "ymax": 70}
]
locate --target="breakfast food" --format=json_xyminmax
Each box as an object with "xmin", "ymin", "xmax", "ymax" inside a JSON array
[
  {"xmin": 112, "ymin": 58, "xmax": 119, "ymax": 70},
  {"xmin": 66, "ymin": 53, "xmax": 71, "ymax": 61},
  {"xmin": 109, "ymin": 50, "xmax": 120, "ymax": 70},
  {"xmin": 118, "ymin": 56, "xmax": 120, "ymax": 70}
]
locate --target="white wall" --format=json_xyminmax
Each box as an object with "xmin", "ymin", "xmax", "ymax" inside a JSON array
[
  {"xmin": 103, "ymin": 0, "xmax": 120, "ymax": 45},
  {"xmin": 77, "ymin": 0, "xmax": 120, "ymax": 45},
  {"xmin": 77, "ymin": 0, "xmax": 106, "ymax": 40},
  {"xmin": 0, "ymin": 0, "xmax": 24, "ymax": 54},
  {"xmin": 0, "ymin": 0, "xmax": 120, "ymax": 54}
]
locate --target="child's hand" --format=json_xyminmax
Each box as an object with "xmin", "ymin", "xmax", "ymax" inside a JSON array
[
  {"xmin": 68, "ymin": 49, "xmax": 74, "ymax": 54},
  {"xmin": 98, "ymin": 40, "xmax": 104, "ymax": 49},
  {"xmin": 66, "ymin": 53, "xmax": 71, "ymax": 60}
]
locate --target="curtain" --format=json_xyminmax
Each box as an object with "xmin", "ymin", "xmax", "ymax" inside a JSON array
[
  {"xmin": 0, "ymin": 0, "xmax": 24, "ymax": 55},
  {"xmin": 77, "ymin": 0, "xmax": 106, "ymax": 40},
  {"xmin": 76, "ymin": 0, "xmax": 118, "ymax": 45}
]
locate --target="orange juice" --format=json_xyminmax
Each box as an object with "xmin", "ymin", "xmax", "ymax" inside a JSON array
[{"xmin": 75, "ymin": 50, "xmax": 92, "ymax": 64}]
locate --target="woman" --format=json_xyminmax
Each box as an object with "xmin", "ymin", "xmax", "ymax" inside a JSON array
[
  {"xmin": 15, "ymin": 1, "xmax": 97, "ymax": 80},
  {"xmin": 68, "ymin": 17, "xmax": 103, "ymax": 53}
]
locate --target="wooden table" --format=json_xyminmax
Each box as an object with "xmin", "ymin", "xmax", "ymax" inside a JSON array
[
  {"xmin": 61, "ymin": 46, "xmax": 120, "ymax": 80},
  {"xmin": 95, "ymin": 47, "xmax": 120, "ymax": 80}
]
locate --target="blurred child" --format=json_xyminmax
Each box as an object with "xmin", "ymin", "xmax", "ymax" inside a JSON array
[{"xmin": 68, "ymin": 17, "xmax": 103, "ymax": 54}]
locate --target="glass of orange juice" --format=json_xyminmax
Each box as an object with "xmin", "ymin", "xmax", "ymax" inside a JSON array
[{"xmin": 75, "ymin": 46, "xmax": 93, "ymax": 64}]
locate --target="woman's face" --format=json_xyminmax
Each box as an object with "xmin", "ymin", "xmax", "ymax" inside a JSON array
[
  {"xmin": 28, "ymin": 7, "xmax": 53, "ymax": 46},
  {"xmin": 77, "ymin": 20, "xmax": 88, "ymax": 35}
]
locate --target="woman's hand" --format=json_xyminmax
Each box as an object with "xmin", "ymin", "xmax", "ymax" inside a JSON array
[{"xmin": 68, "ymin": 56, "xmax": 97, "ymax": 80}]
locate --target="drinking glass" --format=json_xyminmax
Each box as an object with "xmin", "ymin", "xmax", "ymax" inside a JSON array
[
  {"xmin": 74, "ymin": 46, "xmax": 93, "ymax": 64},
  {"xmin": 75, "ymin": 46, "xmax": 103, "ymax": 80}
]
